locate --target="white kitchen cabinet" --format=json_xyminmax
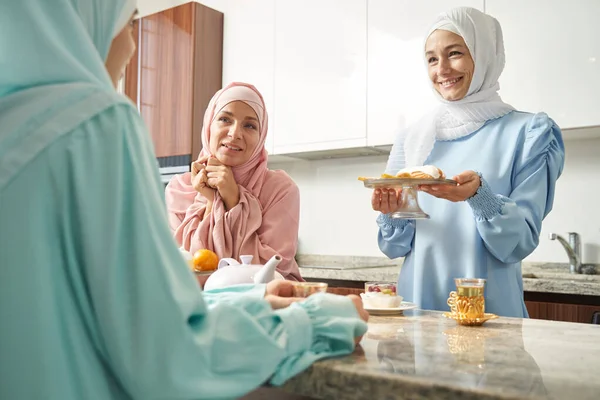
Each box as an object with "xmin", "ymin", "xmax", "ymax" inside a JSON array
[
  {"xmin": 221, "ymin": 0, "xmax": 276, "ymax": 153},
  {"xmin": 272, "ymin": 0, "xmax": 367, "ymax": 154},
  {"xmin": 486, "ymin": 0, "xmax": 600, "ymax": 132},
  {"xmin": 366, "ymin": 0, "xmax": 484, "ymax": 147}
]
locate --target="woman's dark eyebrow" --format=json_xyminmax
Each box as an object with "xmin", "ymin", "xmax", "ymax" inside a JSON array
[
  {"xmin": 219, "ymin": 110, "xmax": 258, "ymax": 122},
  {"xmin": 425, "ymin": 43, "xmax": 465, "ymax": 56}
]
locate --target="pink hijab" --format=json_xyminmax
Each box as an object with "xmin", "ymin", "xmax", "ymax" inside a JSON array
[
  {"xmin": 199, "ymin": 82, "xmax": 269, "ymax": 194},
  {"xmin": 168, "ymin": 82, "xmax": 269, "ymax": 216}
]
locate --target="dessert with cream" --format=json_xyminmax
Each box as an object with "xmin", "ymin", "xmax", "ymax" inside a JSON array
[{"xmin": 360, "ymin": 282, "xmax": 403, "ymax": 308}]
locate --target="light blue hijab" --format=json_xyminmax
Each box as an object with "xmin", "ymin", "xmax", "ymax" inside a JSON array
[
  {"xmin": 0, "ymin": 0, "xmax": 137, "ymax": 189},
  {"xmin": 0, "ymin": 0, "xmax": 136, "ymax": 96}
]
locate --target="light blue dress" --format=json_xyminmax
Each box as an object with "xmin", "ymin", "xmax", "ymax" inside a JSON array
[
  {"xmin": 0, "ymin": 1, "xmax": 367, "ymax": 399},
  {"xmin": 377, "ymin": 111, "xmax": 565, "ymax": 318}
]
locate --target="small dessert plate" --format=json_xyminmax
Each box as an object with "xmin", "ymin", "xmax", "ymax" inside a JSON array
[
  {"xmin": 364, "ymin": 302, "xmax": 418, "ymax": 315},
  {"xmin": 443, "ymin": 312, "xmax": 499, "ymax": 326}
]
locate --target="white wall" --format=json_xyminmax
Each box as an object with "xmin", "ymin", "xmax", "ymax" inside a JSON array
[{"xmin": 270, "ymin": 138, "xmax": 600, "ymax": 264}]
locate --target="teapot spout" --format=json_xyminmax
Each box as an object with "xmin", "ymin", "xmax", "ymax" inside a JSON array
[{"xmin": 253, "ymin": 255, "xmax": 282, "ymax": 284}]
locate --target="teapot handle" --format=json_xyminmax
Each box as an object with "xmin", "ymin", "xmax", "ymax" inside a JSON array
[
  {"xmin": 218, "ymin": 258, "xmax": 239, "ymax": 269},
  {"xmin": 239, "ymin": 255, "xmax": 253, "ymax": 265}
]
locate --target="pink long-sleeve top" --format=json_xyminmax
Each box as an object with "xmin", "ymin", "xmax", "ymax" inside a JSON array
[{"xmin": 165, "ymin": 169, "xmax": 303, "ymax": 281}]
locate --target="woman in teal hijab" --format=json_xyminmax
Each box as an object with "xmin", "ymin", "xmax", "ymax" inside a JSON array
[{"xmin": 0, "ymin": 1, "xmax": 368, "ymax": 399}]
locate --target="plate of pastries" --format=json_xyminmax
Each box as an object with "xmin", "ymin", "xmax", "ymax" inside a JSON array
[{"xmin": 358, "ymin": 165, "xmax": 457, "ymax": 188}]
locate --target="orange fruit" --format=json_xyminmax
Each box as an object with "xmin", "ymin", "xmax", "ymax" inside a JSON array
[{"xmin": 193, "ymin": 249, "xmax": 219, "ymax": 271}]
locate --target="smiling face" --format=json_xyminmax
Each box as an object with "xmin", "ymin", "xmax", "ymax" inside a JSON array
[
  {"xmin": 208, "ymin": 101, "xmax": 261, "ymax": 166},
  {"xmin": 425, "ymin": 29, "xmax": 474, "ymax": 101}
]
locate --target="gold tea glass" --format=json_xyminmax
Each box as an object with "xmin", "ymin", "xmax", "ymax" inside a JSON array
[
  {"xmin": 447, "ymin": 278, "xmax": 486, "ymax": 320},
  {"xmin": 292, "ymin": 282, "xmax": 328, "ymax": 298}
]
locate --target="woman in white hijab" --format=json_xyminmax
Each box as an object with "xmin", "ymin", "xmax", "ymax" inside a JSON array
[{"xmin": 372, "ymin": 7, "xmax": 565, "ymax": 318}]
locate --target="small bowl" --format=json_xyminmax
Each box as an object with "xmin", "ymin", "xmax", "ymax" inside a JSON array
[
  {"xmin": 292, "ymin": 282, "xmax": 328, "ymax": 298},
  {"xmin": 362, "ymin": 281, "xmax": 402, "ymax": 308}
]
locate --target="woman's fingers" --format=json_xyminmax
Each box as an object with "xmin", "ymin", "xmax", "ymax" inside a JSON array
[
  {"xmin": 207, "ymin": 156, "xmax": 222, "ymax": 166},
  {"xmin": 371, "ymin": 190, "xmax": 382, "ymax": 211},
  {"xmin": 394, "ymin": 189, "xmax": 403, "ymax": 208},
  {"xmin": 197, "ymin": 154, "xmax": 210, "ymax": 164},
  {"xmin": 373, "ymin": 188, "xmax": 400, "ymax": 214},
  {"xmin": 381, "ymin": 189, "xmax": 392, "ymax": 213}
]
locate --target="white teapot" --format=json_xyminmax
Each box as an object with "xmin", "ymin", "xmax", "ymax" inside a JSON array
[{"xmin": 203, "ymin": 254, "xmax": 284, "ymax": 291}]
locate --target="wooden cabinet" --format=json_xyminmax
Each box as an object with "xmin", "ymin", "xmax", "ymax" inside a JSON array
[
  {"xmin": 327, "ymin": 287, "xmax": 365, "ymax": 296},
  {"xmin": 525, "ymin": 301, "xmax": 600, "ymax": 324},
  {"xmin": 124, "ymin": 2, "xmax": 223, "ymax": 160},
  {"xmin": 305, "ymin": 278, "xmax": 365, "ymax": 296},
  {"xmin": 524, "ymin": 292, "xmax": 600, "ymax": 324},
  {"xmin": 486, "ymin": 0, "xmax": 600, "ymax": 132}
]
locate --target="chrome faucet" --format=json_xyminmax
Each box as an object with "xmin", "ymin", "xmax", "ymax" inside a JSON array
[{"xmin": 548, "ymin": 232, "xmax": 581, "ymax": 274}]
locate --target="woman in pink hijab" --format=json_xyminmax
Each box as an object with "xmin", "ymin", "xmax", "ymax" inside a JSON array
[{"xmin": 166, "ymin": 82, "xmax": 303, "ymax": 281}]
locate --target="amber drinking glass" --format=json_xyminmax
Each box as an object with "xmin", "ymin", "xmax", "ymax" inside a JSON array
[{"xmin": 447, "ymin": 278, "xmax": 486, "ymax": 320}]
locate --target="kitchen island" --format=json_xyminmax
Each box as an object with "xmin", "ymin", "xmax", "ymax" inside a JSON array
[{"xmin": 273, "ymin": 310, "xmax": 600, "ymax": 400}]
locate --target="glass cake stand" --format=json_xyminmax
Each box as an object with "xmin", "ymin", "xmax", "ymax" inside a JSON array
[{"xmin": 362, "ymin": 177, "xmax": 457, "ymax": 219}]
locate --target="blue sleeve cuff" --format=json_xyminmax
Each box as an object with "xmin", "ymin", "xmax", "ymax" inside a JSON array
[
  {"xmin": 466, "ymin": 173, "xmax": 505, "ymax": 221},
  {"xmin": 377, "ymin": 213, "xmax": 413, "ymax": 229}
]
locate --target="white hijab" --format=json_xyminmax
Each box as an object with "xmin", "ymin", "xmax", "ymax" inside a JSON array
[{"xmin": 390, "ymin": 7, "xmax": 515, "ymax": 171}]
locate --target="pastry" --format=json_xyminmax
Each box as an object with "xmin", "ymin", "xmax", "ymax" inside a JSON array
[
  {"xmin": 395, "ymin": 165, "xmax": 445, "ymax": 180},
  {"xmin": 357, "ymin": 165, "xmax": 445, "ymax": 181}
]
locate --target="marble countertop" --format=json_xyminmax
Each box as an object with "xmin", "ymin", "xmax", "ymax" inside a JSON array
[
  {"xmin": 281, "ymin": 310, "xmax": 600, "ymax": 400},
  {"xmin": 297, "ymin": 256, "xmax": 600, "ymax": 296}
]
